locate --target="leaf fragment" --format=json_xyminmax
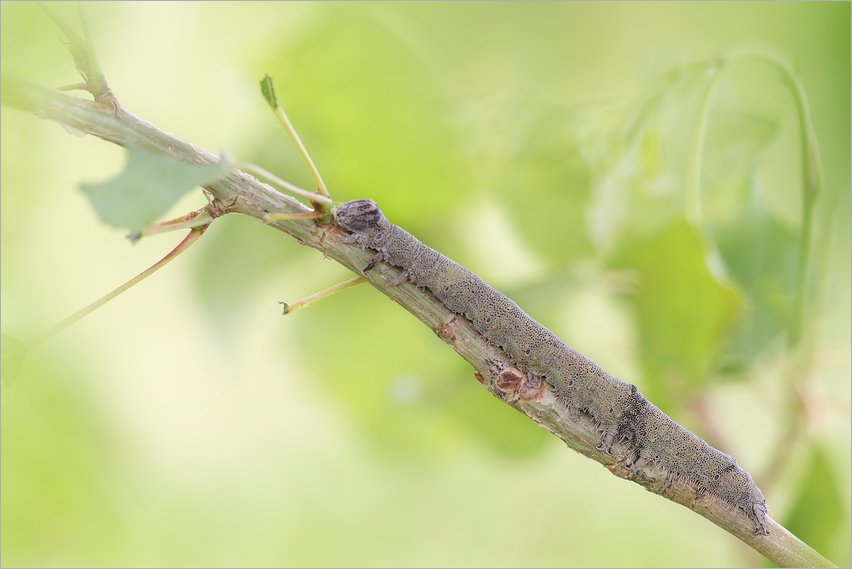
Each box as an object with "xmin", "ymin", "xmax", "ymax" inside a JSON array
[{"xmin": 79, "ymin": 146, "xmax": 230, "ymax": 231}]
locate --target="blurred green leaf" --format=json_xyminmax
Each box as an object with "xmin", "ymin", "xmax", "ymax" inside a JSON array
[
  {"xmin": 611, "ymin": 221, "xmax": 742, "ymax": 408},
  {"xmin": 708, "ymin": 109, "xmax": 780, "ymax": 158},
  {"xmin": 1, "ymin": 356, "xmax": 126, "ymax": 564},
  {"xmin": 715, "ymin": 207, "xmax": 800, "ymax": 363},
  {"xmin": 79, "ymin": 146, "xmax": 230, "ymax": 231},
  {"xmin": 784, "ymin": 446, "xmax": 844, "ymax": 563},
  {"xmin": 490, "ymin": 122, "xmax": 594, "ymax": 264},
  {"xmin": 697, "ymin": 104, "xmax": 807, "ymax": 365}
]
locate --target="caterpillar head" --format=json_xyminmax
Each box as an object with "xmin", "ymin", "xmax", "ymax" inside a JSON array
[
  {"xmin": 751, "ymin": 486, "xmax": 769, "ymax": 535},
  {"xmin": 336, "ymin": 199, "xmax": 386, "ymax": 232}
]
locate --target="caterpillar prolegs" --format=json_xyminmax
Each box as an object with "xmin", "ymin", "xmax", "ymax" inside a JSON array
[{"xmin": 336, "ymin": 199, "xmax": 769, "ymax": 535}]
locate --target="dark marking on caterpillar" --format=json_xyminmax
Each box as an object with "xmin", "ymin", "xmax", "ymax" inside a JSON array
[{"xmin": 336, "ymin": 199, "xmax": 769, "ymax": 535}]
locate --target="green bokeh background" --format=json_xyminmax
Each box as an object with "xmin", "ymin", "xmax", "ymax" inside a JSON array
[{"xmin": 2, "ymin": 2, "xmax": 849, "ymax": 566}]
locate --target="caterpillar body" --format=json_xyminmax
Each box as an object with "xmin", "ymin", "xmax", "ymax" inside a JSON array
[{"xmin": 336, "ymin": 199, "xmax": 769, "ymax": 535}]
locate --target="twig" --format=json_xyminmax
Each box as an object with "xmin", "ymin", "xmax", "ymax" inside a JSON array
[
  {"xmin": 0, "ymin": 75, "xmax": 835, "ymax": 569},
  {"xmin": 279, "ymin": 277, "xmax": 365, "ymax": 315},
  {"xmin": 28, "ymin": 225, "xmax": 209, "ymax": 348}
]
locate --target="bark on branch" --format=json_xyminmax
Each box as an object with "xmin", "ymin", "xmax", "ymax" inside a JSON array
[{"xmin": 0, "ymin": 76, "xmax": 835, "ymax": 569}]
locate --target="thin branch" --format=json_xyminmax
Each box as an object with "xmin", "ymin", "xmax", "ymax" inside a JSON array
[
  {"xmin": 280, "ymin": 277, "xmax": 366, "ymax": 315},
  {"xmin": 260, "ymin": 74, "xmax": 331, "ymax": 204},
  {"xmin": 234, "ymin": 160, "xmax": 332, "ymax": 207},
  {"xmin": 28, "ymin": 224, "xmax": 209, "ymax": 348},
  {"xmin": 0, "ymin": 75, "xmax": 835, "ymax": 569}
]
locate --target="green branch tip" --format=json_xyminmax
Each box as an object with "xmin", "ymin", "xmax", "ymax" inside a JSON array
[
  {"xmin": 280, "ymin": 277, "xmax": 365, "ymax": 315},
  {"xmin": 259, "ymin": 74, "xmax": 331, "ymax": 205},
  {"xmin": 37, "ymin": 2, "xmax": 85, "ymax": 46},
  {"xmin": 128, "ymin": 208, "xmax": 215, "ymax": 243},
  {"xmin": 236, "ymin": 161, "xmax": 331, "ymax": 206},
  {"xmin": 260, "ymin": 74, "xmax": 278, "ymax": 110}
]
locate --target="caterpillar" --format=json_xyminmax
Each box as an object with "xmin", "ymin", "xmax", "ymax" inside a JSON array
[{"xmin": 335, "ymin": 198, "xmax": 769, "ymax": 535}]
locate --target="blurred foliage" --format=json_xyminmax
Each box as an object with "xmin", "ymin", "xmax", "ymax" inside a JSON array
[
  {"xmin": 1, "ymin": 355, "xmax": 128, "ymax": 564},
  {"xmin": 1, "ymin": 1, "xmax": 849, "ymax": 566},
  {"xmin": 785, "ymin": 445, "xmax": 845, "ymax": 561},
  {"xmin": 0, "ymin": 333, "xmax": 27, "ymax": 384},
  {"xmin": 610, "ymin": 220, "xmax": 743, "ymax": 410}
]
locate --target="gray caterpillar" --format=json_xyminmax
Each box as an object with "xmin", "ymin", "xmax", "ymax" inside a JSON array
[{"xmin": 336, "ymin": 199, "xmax": 769, "ymax": 535}]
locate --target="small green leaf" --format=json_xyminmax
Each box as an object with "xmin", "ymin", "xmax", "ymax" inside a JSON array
[
  {"xmin": 260, "ymin": 74, "xmax": 278, "ymax": 110},
  {"xmin": 79, "ymin": 146, "xmax": 230, "ymax": 231},
  {"xmin": 1, "ymin": 333, "xmax": 28, "ymax": 385}
]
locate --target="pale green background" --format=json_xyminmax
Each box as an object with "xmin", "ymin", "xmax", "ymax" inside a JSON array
[{"xmin": 2, "ymin": 2, "xmax": 849, "ymax": 567}]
